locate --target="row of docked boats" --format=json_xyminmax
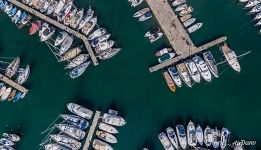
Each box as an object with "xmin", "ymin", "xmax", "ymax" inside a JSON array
[
  {"xmin": 0, "ymin": 57, "xmax": 30, "ymax": 102},
  {"xmin": 0, "ymin": 133, "xmax": 21, "ymax": 150},
  {"xmin": 158, "ymin": 120, "xmax": 231, "ymax": 150},
  {"xmin": 0, "ymin": 0, "xmax": 32, "ymax": 29},
  {"xmin": 20, "ymin": 0, "xmax": 121, "ymax": 61},
  {"xmin": 170, "ymin": 0, "xmax": 203, "ymax": 33},
  {"xmin": 239, "ymin": 0, "xmax": 261, "ymax": 33},
  {"xmin": 159, "ymin": 43, "xmax": 241, "ymax": 92},
  {"xmin": 43, "ymin": 103, "xmax": 93, "ymax": 150}
]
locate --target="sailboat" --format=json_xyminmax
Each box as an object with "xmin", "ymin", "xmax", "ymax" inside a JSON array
[
  {"xmin": 5, "ymin": 57, "xmax": 20, "ymax": 78},
  {"xmin": 59, "ymin": 47, "xmax": 82, "ymax": 62},
  {"xmin": 77, "ymin": 7, "xmax": 94, "ymax": 30},
  {"xmin": 220, "ymin": 43, "xmax": 241, "ymax": 73},
  {"xmin": 16, "ymin": 65, "xmax": 30, "ymax": 84}
]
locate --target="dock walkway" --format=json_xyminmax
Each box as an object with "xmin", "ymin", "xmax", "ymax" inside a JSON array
[
  {"xmin": 7, "ymin": 0, "xmax": 99, "ymax": 66},
  {"xmin": 82, "ymin": 111, "xmax": 101, "ymax": 150},
  {"xmin": 149, "ymin": 36, "xmax": 227, "ymax": 72},
  {"xmin": 146, "ymin": 0, "xmax": 195, "ymax": 55},
  {"xmin": 0, "ymin": 73, "xmax": 29, "ymax": 94}
]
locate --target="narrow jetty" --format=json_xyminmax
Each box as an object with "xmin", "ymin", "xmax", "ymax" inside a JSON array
[
  {"xmin": 149, "ymin": 36, "xmax": 227, "ymax": 72},
  {"xmin": 146, "ymin": 0, "xmax": 195, "ymax": 55},
  {"xmin": 7, "ymin": 0, "xmax": 99, "ymax": 66},
  {"xmin": 0, "ymin": 73, "xmax": 29, "ymax": 94},
  {"xmin": 82, "ymin": 111, "xmax": 101, "ymax": 150}
]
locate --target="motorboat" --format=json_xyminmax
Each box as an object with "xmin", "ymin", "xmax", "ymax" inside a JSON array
[
  {"xmin": 180, "ymin": 6, "xmax": 193, "ymax": 16},
  {"xmin": 204, "ymin": 126, "xmax": 213, "ymax": 147},
  {"xmin": 254, "ymin": 12, "xmax": 261, "ymax": 19},
  {"xmin": 92, "ymin": 139, "xmax": 113, "ymax": 150},
  {"xmin": 88, "ymin": 28, "xmax": 107, "ymax": 41},
  {"xmin": 129, "ymin": 0, "xmax": 143, "ymax": 7},
  {"xmin": 53, "ymin": 0, "xmax": 65, "ymax": 16},
  {"xmin": 176, "ymin": 125, "xmax": 187, "ymax": 150},
  {"xmin": 70, "ymin": 8, "xmax": 84, "ymax": 28},
  {"xmin": 0, "ymin": 138, "xmax": 14, "ymax": 146},
  {"xmin": 138, "ymin": 11, "xmax": 152, "ymax": 22},
  {"xmin": 250, "ymin": 3, "xmax": 261, "ymax": 13},
  {"xmin": 175, "ymin": 3, "xmax": 188, "ymax": 12},
  {"xmin": 144, "ymin": 27, "xmax": 161, "ymax": 37},
  {"xmin": 192, "ymin": 55, "xmax": 212, "ymax": 82},
  {"xmin": 97, "ymin": 48, "xmax": 121, "ymax": 60},
  {"xmin": 91, "ymin": 34, "xmax": 111, "ymax": 47},
  {"xmin": 54, "ymin": 31, "xmax": 68, "ymax": 46},
  {"xmin": 245, "ymin": 0, "xmax": 261, "ymax": 8},
  {"xmin": 166, "ymin": 127, "xmax": 179, "ymax": 149},
  {"xmin": 7, "ymin": 90, "xmax": 16, "ymax": 101},
  {"xmin": 95, "ymin": 40, "xmax": 115, "ymax": 52},
  {"xmin": 96, "ymin": 130, "xmax": 118, "ymax": 144},
  {"xmin": 187, "ymin": 120, "xmax": 197, "ymax": 147},
  {"xmin": 163, "ymin": 71, "xmax": 176, "ymax": 92},
  {"xmin": 212, "ymin": 127, "xmax": 221, "ymax": 149},
  {"xmin": 12, "ymin": 92, "xmax": 22, "ymax": 102},
  {"xmin": 40, "ymin": 26, "xmax": 56, "ymax": 42},
  {"xmin": 176, "ymin": 63, "xmax": 192, "ymax": 87},
  {"xmin": 5, "ymin": 57, "xmax": 20, "ymax": 78},
  {"xmin": 184, "ymin": 59, "xmax": 201, "ymax": 83},
  {"xmin": 55, "ymin": 124, "xmax": 86, "ymax": 140},
  {"xmin": 8, "ymin": 7, "xmax": 17, "ymax": 17},
  {"xmin": 2, "ymin": 133, "xmax": 20, "ymax": 142},
  {"xmin": 0, "ymin": 86, "xmax": 7, "ymax": 98},
  {"xmin": 77, "ymin": 7, "xmax": 94, "ymax": 30},
  {"xmin": 180, "ymin": 14, "xmax": 191, "ymax": 22},
  {"xmin": 220, "ymin": 128, "xmax": 230, "ymax": 150},
  {"xmin": 133, "ymin": 7, "xmax": 150, "ymax": 18},
  {"xmin": 59, "ymin": 47, "xmax": 82, "ymax": 61},
  {"xmin": 158, "ymin": 132, "xmax": 175, "ymax": 150},
  {"xmin": 60, "ymin": 114, "xmax": 89, "ymax": 130},
  {"xmin": 11, "ymin": 10, "xmax": 21, "ymax": 24},
  {"xmin": 63, "ymin": 8, "xmax": 77, "ymax": 26},
  {"xmin": 172, "ymin": 0, "xmax": 186, "ymax": 7},
  {"xmin": 155, "ymin": 48, "xmax": 172, "ymax": 57},
  {"xmin": 67, "ymin": 103, "xmax": 93, "ymax": 119},
  {"xmin": 148, "ymin": 32, "xmax": 163, "ymax": 43},
  {"xmin": 69, "ymin": 61, "xmax": 90, "ymax": 79},
  {"xmin": 50, "ymin": 134, "xmax": 81, "ymax": 150},
  {"xmin": 0, "ymin": 145, "xmax": 14, "ymax": 150},
  {"xmin": 98, "ymin": 123, "xmax": 119, "ymax": 134},
  {"xmin": 158, "ymin": 53, "xmax": 175, "ymax": 63},
  {"xmin": 44, "ymin": 143, "xmax": 69, "ymax": 150},
  {"xmin": 38, "ymin": 22, "xmax": 49, "ymax": 37},
  {"xmin": 196, "ymin": 125, "xmax": 204, "ymax": 146},
  {"xmin": 81, "ymin": 17, "xmax": 97, "ymax": 36},
  {"xmin": 18, "ymin": 14, "xmax": 32, "ymax": 28},
  {"xmin": 187, "ymin": 23, "xmax": 203, "ymax": 33},
  {"xmin": 0, "ymin": 87, "xmax": 10, "ymax": 100},
  {"xmin": 219, "ymin": 43, "xmax": 241, "ymax": 72},
  {"xmin": 168, "ymin": 66, "xmax": 182, "ymax": 87},
  {"xmin": 16, "ymin": 65, "xmax": 30, "ymax": 84},
  {"xmin": 183, "ymin": 18, "xmax": 196, "ymax": 27},
  {"xmin": 65, "ymin": 54, "xmax": 89, "ymax": 69},
  {"xmin": 46, "ymin": 0, "xmax": 58, "ymax": 15},
  {"xmin": 102, "ymin": 113, "xmax": 126, "ymax": 126},
  {"xmin": 203, "ymin": 51, "xmax": 219, "ymax": 78}
]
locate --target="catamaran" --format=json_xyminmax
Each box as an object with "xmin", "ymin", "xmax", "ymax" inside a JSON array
[
  {"xmin": 203, "ymin": 51, "xmax": 219, "ymax": 78},
  {"xmin": 163, "ymin": 71, "xmax": 176, "ymax": 92},
  {"xmin": 168, "ymin": 66, "xmax": 182, "ymax": 88},
  {"xmin": 220, "ymin": 43, "xmax": 241, "ymax": 73},
  {"xmin": 166, "ymin": 127, "xmax": 179, "ymax": 149},
  {"xmin": 192, "ymin": 56, "xmax": 212, "ymax": 82},
  {"xmin": 133, "ymin": 7, "xmax": 150, "ymax": 18},
  {"xmin": 176, "ymin": 63, "xmax": 192, "ymax": 87},
  {"xmin": 187, "ymin": 120, "xmax": 197, "ymax": 147},
  {"xmin": 184, "ymin": 59, "xmax": 201, "ymax": 83},
  {"xmin": 158, "ymin": 132, "xmax": 175, "ymax": 150}
]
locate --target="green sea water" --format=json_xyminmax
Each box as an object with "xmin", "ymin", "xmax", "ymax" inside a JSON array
[{"xmin": 0, "ymin": 0, "xmax": 261, "ymax": 149}]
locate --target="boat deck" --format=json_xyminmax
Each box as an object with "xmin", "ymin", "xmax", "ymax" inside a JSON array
[
  {"xmin": 7, "ymin": 0, "xmax": 99, "ymax": 66},
  {"xmin": 0, "ymin": 73, "xmax": 29, "ymax": 95},
  {"xmin": 82, "ymin": 111, "xmax": 101, "ymax": 150},
  {"xmin": 149, "ymin": 36, "xmax": 227, "ymax": 72}
]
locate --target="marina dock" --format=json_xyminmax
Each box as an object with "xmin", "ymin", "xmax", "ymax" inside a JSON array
[
  {"xmin": 145, "ymin": 0, "xmax": 228, "ymax": 72},
  {"xmin": 82, "ymin": 111, "xmax": 101, "ymax": 150},
  {"xmin": 149, "ymin": 36, "xmax": 227, "ymax": 72},
  {"xmin": 7, "ymin": 0, "xmax": 99, "ymax": 66},
  {"xmin": 0, "ymin": 73, "xmax": 29, "ymax": 94}
]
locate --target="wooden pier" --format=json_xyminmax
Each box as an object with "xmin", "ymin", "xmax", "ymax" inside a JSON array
[
  {"xmin": 0, "ymin": 73, "xmax": 29, "ymax": 95},
  {"xmin": 82, "ymin": 111, "xmax": 101, "ymax": 150},
  {"xmin": 7, "ymin": 0, "xmax": 99, "ymax": 66},
  {"xmin": 149, "ymin": 36, "xmax": 227, "ymax": 72}
]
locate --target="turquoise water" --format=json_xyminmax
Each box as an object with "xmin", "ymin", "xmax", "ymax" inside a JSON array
[{"xmin": 0, "ymin": 0, "xmax": 260, "ymax": 149}]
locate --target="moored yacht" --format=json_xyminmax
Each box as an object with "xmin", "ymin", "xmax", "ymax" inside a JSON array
[
  {"xmin": 180, "ymin": 14, "xmax": 191, "ymax": 22},
  {"xmin": 129, "ymin": 0, "xmax": 144, "ymax": 7},
  {"xmin": 158, "ymin": 132, "xmax": 175, "ymax": 150},
  {"xmin": 183, "ymin": 18, "xmax": 196, "ymax": 27},
  {"xmin": 220, "ymin": 128, "xmax": 230, "ymax": 150},
  {"xmin": 88, "ymin": 28, "xmax": 107, "ymax": 41},
  {"xmin": 254, "ymin": 12, "xmax": 261, "ymax": 19},
  {"xmin": 187, "ymin": 120, "xmax": 197, "ymax": 147},
  {"xmin": 81, "ymin": 17, "xmax": 97, "ymax": 36},
  {"xmin": 50, "ymin": 134, "xmax": 81, "ymax": 150},
  {"xmin": 176, "ymin": 63, "xmax": 192, "ymax": 87},
  {"xmin": 166, "ymin": 127, "xmax": 179, "ymax": 149},
  {"xmin": 176, "ymin": 125, "xmax": 187, "ymax": 150},
  {"xmin": 2, "ymin": 133, "xmax": 20, "ymax": 142},
  {"xmin": 192, "ymin": 55, "xmax": 212, "ymax": 82},
  {"xmin": 250, "ymin": 3, "xmax": 261, "ymax": 13},
  {"xmin": 168, "ymin": 66, "xmax": 182, "ymax": 87},
  {"xmin": 172, "ymin": 0, "xmax": 186, "ymax": 7},
  {"xmin": 59, "ymin": 35, "xmax": 74, "ymax": 55},
  {"xmin": 203, "ymin": 51, "xmax": 219, "ymax": 78},
  {"xmin": 220, "ymin": 43, "xmax": 241, "ymax": 73},
  {"xmin": 133, "ymin": 7, "xmax": 150, "ymax": 18},
  {"xmin": 175, "ymin": 3, "xmax": 188, "ymax": 12},
  {"xmin": 184, "ymin": 59, "xmax": 201, "ymax": 83},
  {"xmin": 204, "ymin": 126, "xmax": 213, "ymax": 147},
  {"xmin": 196, "ymin": 125, "xmax": 204, "ymax": 146},
  {"xmin": 97, "ymin": 48, "xmax": 121, "ymax": 60},
  {"xmin": 65, "ymin": 54, "xmax": 89, "ymax": 69},
  {"xmin": 46, "ymin": 0, "xmax": 58, "ymax": 15},
  {"xmin": 158, "ymin": 53, "xmax": 175, "ymax": 63},
  {"xmin": 96, "ymin": 130, "xmax": 118, "ymax": 144},
  {"xmin": 91, "ymin": 34, "xmax": 111, "ymax": 47},
  {"xmin": 59, "ymin": 47, "xmax": 82, "ymax": 62},
  {"xmin": 44, "ymin": 143, "xmax": 69, "ymax": 150},
  {"xmin": 92, "ymin": 139, "xmax": 113, "ymax": 150},
  {"xmin": 212, "ymin": 127, "xmax": 220, "ymax": 149},
  {"xmin": 0, "ymin": 138, "xmax": 14, "ymax": 146},
  {"xmin": 187, "ymin": 23, "xmax": 203, "ymax": 33},
  {"xmin": 144, "ymin": 27, "xmax": 161, "ymax": 37},
  {"xmin": 40, "ymin": 26, "xmax": 56, "ymax": 42},
  {"xmin": 67, "ymin": 103, "xmax": 93, "ymax": 119},
  {"xmin": 53, "ymin": 0, "xmax": 66, "ymax": 16},
  {"xmin": 5, "ymin": 57, "xmax": 20, "ymax": 78},
  {"xmin": 102, "ymin": 113, "xmax": 126, "ymax": 126},
  {"xmin": 180, "ymin": 6, "xmax": 193, "ymax": 16},
  {"xmin": 11, "ymin": 9, "xmax": 21, "ymax": 24},
  {"xmin": 148, "ymin": 32, "xmax": 163, "ymax": 43},
  {"xmin": 0, "ymin": 145, "xmax": 14, "ymax": 150},
  {"xmin": 69, "ymin": 61, "xmax": 91, "ymax": 79},
  {"xmin": 163, "ymin": 71, "xmax": 176, "ymax": 92},
  {"xmin": 16, "ymin": 65, "xmax": 30, "ymax": 85},
  {"xmin": 139, "ymin": 11, "xmax": 152, "ymax": 22},
  {"xmin": 77, "ymin": 7, "xmax": 94, "ymax": 30},
  {"xmin": 155, "ymin": 48, "xmax": 172, "ymax": 57},
  {"xmin": 95, "ymin": 40, "xmax": 115, "ymax": 52},
  {"xmin": 98, "ymin": 123, "xmax": 119, "ymax": 134},
  {"xmin": 60, "ymin": 114, "xmax": 89, "ymax": 130},
  {"xmin": 70, "ymin": 8, "xmax": 84, "ymax": 28},
  {"xmin": 54, "ymin": 31, "xmax": 68, "ymax": 46},
  {"xmin": 55, "ymin": 124, "xmax": 86, "ymax": 140}
]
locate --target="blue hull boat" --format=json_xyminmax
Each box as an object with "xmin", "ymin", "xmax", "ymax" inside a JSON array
[{"xmin": 13, "ymin": 92, "xmax": 22, "ymax": 102}]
